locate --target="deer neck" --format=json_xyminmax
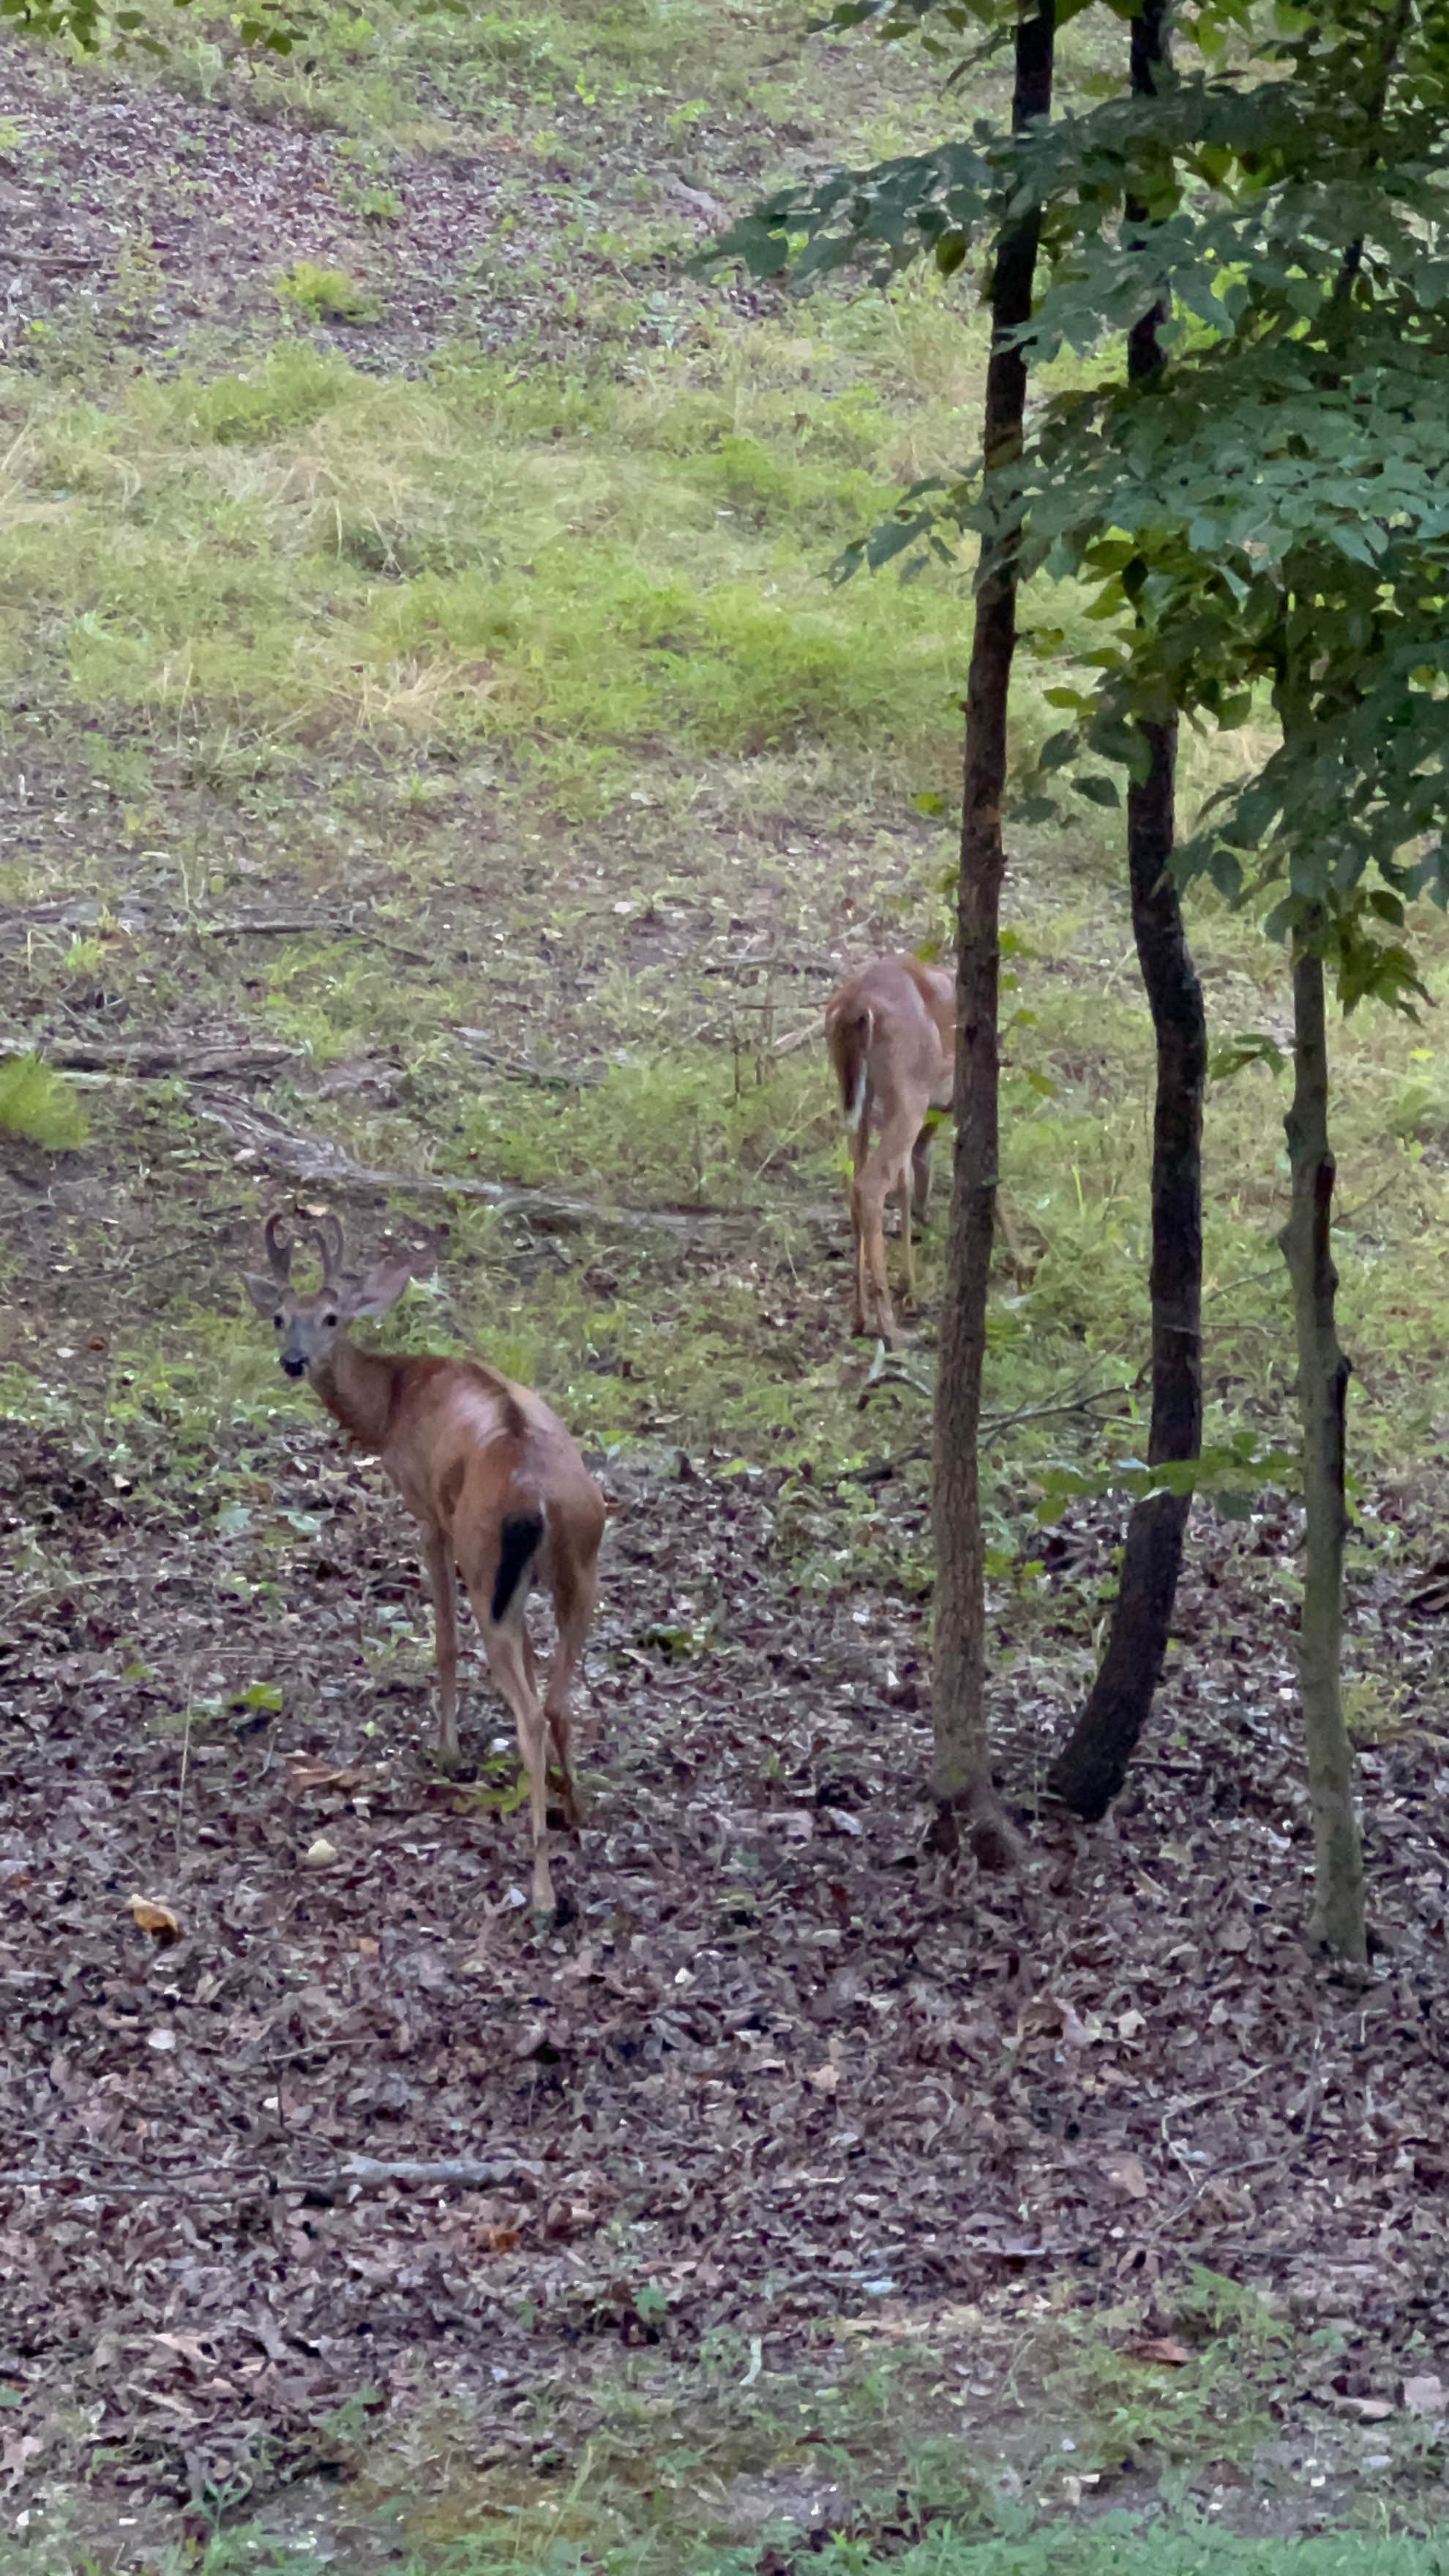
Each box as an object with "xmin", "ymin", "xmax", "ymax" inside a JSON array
[{"xmin": 310, "ymin": 1338, "xmax": 400, "ymax": 1453}]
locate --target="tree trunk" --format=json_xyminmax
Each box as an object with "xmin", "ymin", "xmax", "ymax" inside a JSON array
[
  {"xmin": 1046, "ymin": 718, "xmax": 1205, "ymax": 1819},
  {"xmin": 1045, "ymin": 0, "xmax": 1206, "ymax": 1823},
  {"xmin": 1279, "ymin": 936, "xmax": 1366, "ymax": 1962},
  {"xmin": 931, "ymin": 0, "xmax": 1055, "ymax": 1867}
]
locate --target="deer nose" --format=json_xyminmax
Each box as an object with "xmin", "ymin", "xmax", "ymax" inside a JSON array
[{"xmin": 281, "ymin": 1353, "xmax": 306, "ymax": 1379}]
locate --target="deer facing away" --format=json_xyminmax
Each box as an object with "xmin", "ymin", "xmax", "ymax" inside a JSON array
[
  {"xmin": 244, "ymin": 1212, "xmax": 606, "ymax": 1917},
  {"xmin": 825, "ymin": 953, "xmax": 955, "ymax": 1343}
]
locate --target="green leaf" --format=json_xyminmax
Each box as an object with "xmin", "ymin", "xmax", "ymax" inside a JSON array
[
  {"xmin": 234, "ymin": 1681, "xmax": 285, "ymax": 1713},
  {"xmin": 1211, "ymin": 1032, "xmax": 1287, "ymax": 1079}
]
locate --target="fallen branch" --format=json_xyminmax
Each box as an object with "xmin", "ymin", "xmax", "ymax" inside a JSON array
[
  {"xmin": 317, "ymin": 2154, "xmax": 541, "ymax": 2192},
  {"xmin": 0, "ymin": 250, "xmax": 93, "ymax": 272},
  {"xmin": 195, "ymin": 914, "xmax": 435, "ymax": 966},
  {"xmin": 0, "ymin": 2152, "xmax": 543, "ymax": 2199},
  {"xmin": 195, "ymin": 1090, "xmax": 726, "ymax": 1243},
  {"xmin": 42, "ymin": 1040, "xmax": 299, "ymax": 1081},
  {"xmin": 198, "ymin": 915, "xmax": 344, "ymax": 939}
]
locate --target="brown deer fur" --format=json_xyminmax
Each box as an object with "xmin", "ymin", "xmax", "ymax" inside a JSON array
[
  {"xmin": 244, "ymin": 1213, "xmax": 604, "ymax": 1916},
  {"xmin": 825, "ymin": 954, "xmax": 955, "ymax": 1341}
]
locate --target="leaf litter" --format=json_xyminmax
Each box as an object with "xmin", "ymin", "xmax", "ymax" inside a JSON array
[{"xmin": 4, "ymin": 1412, "xmax": 1449, "ymax": 2514}]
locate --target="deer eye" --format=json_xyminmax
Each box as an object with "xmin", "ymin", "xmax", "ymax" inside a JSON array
[
  {"xmin": 323, "ymin": 1311, "xmax": 339, "ymax": 1328},
  {"xmin": 273, "ymin": 1313, "xmax": 284, "ymax": 1330}
]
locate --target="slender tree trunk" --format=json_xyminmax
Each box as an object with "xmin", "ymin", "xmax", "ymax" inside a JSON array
[
  {"xmin": 1260, "ymin": 6, "xmax": 1405, "ymax": 1956},
  {"xmin": 1046, "ymin": 720, "xmax": 1205, "ymax": 1817},
  {"xmin": 1280, "ymin": 933, "xmax": 1366, "ymax": 1961},
  {"xmin": 1046, "ymin": 0, "xmax": 1206, "ymax": 1822},
  {"xmin": 931, "ymin": 0, "xmax": 1055, "ymax": 1866}
]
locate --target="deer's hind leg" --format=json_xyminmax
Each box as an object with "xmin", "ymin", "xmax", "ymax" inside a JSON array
[
  {"xmin": 544, "ymin": 1515, "xmax": 603, "ymax": 1829},
  {"xmin": 911, "ymin": 1120, "xmax": 935, "ymax": 1224},
  {"xmin": 899, "ymin": 1167, "xmax": 917, "ymax": 1312},
  {"xmin": 848, "ymin": 1120, "xmax": 872, "ymax": 1338},
  {"xmin": 465, "ymin": 1579, "xmax": 555, "ymax": 1917},
  {"xmin": 424, "ymin": 1530, "xmax": 462, "ymax": 1770},
  {"xmin": 855, "ymin": 1104, "xmax": 923, "ymax": 1343}
]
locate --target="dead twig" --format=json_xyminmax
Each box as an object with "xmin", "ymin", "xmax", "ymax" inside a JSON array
[
  {"xmin": 857, "ymin": 1341, "xmax": 934, "ymax": 1409},
  {"xmin": 454, "ymin": 1030, "xmax": 602, "ymax": 1090},
  {"xmin": 1143, "ymin": 2153, "xmax": 1284, "ymax": 2242},
  {"xmin": 980, "ymin": 1382, "xmax": 1138, "ymax": 1437},
  {"xmin": 772, "ymin": 1019, "xmax": 823, "ymax": 1056}
]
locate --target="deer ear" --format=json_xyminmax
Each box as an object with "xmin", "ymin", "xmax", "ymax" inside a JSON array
[
  {"xmin": 243, "ymin": 1273, "xmax": 280, "ymax": 1317},
  {"xmin": 346, "ymin": 1257, "xmax": 412, "ymax": 1321}
]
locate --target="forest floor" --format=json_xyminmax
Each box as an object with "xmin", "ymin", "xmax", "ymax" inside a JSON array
[{"xmin": 6, "ymin": 1, "xmax": 1449, "ymax": 2568}]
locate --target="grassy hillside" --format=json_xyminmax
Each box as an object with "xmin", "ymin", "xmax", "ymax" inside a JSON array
[{"xmin": 3, "ymin": 1, "xmax": 1448, "ymax": 1511}]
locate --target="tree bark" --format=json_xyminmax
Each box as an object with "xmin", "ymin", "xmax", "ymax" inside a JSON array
[
  {"xmin": 1046, "ymin": 0, "xmax": 1206, "ymax": 1823},
  {"xmin": 1280, "ymin": 935, "xmax": 1366, "ymax": 1961},
  {"xmin": 931, "ymin": 0, "xmax": 1055, "ymax": 1866}
]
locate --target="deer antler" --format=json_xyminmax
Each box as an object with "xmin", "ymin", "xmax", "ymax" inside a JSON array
[
  {"xmin": 310, "ymin": 1210, "xmax": 346, "ymax": 1289},
  {"xmin": 263, "ymin": 1210, "xmax": 294, "ymax": 1281}
]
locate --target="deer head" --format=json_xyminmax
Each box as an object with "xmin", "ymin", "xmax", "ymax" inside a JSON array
[{"xmin": 244, "ymin": 1210, "xmax": 413, "ymax": 1380}]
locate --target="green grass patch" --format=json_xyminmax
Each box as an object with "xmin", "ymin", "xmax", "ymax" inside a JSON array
[
  {"xmin": 159, "ymin": 2523, "xmax": 1449, "ymax": 2575},
  {"xmin": 0, "ymin": 347, "xmax": 983, "ymax": 798},
  {"xmin": 0, "ymin": 1054, "xmax": 89, "ymax": 1148},
  {"xmin": 457, "ymin": 1051, "xmax": 832, "ymax": 1205},
  {"xmin": 273, "ymin": 260, "xmax": 383, "ymax": 324}
]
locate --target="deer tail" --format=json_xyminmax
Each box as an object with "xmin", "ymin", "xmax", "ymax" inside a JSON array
[
  {"xmin": 492, "ymin": 1509, "xmax": 544, "ymax": 1622},
  {"xmin": 828, "ymin": 1004, "xmax": 873, "ymax": 1134}
]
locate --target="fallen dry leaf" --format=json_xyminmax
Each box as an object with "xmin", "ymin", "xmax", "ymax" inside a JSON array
[
  {"xmin": 287, "ymin": 1759, "xmax": 365, "ymax": 1797},
  {"xmin": 1125, "ymin": 2337, "xmax": 1194, "ymax": 2367},
  {"xmin": 1105, "ymin": 2153, "xmax": 1149, "ymax": 2201},
  {"xmin": 1402, "ymin": 2375, "xmax": 1445, "ymax": 2416},
  {"xmin": 129, "ymin": 1893, "xmax": 181, "ymax": 1942}
]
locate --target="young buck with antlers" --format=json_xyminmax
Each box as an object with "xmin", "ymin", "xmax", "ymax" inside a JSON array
[
  {"xmin": 825, "ymin": 953, "xmax": 955, "ymax": 1343},
  {"xmin": 244, "ymin": 1211, "xmax": 606, "ymax": 1917}
]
